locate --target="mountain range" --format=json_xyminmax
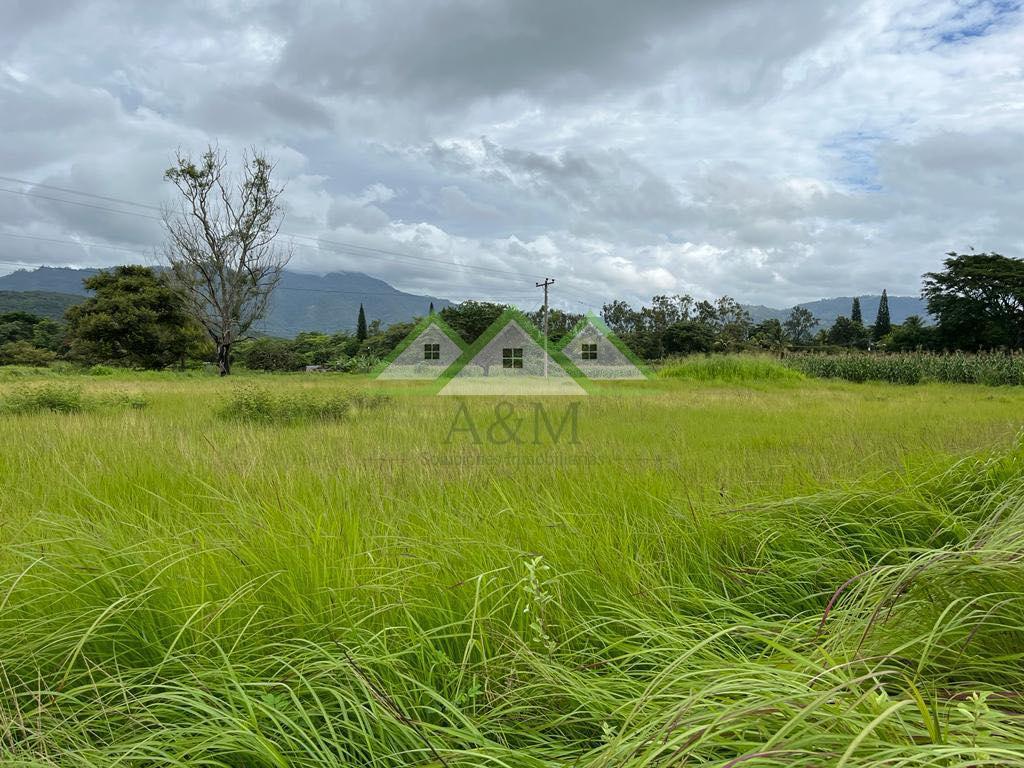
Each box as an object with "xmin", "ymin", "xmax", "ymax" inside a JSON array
[
  {"xmin": 0, "ymin": 267, "xmax": 450, "ymax": 337},
  {"xmin": 744, "ymin": 295, "xmax": 930, "ymax": 327},
  {"xmin": 0, "ymin": 265, "xmax": 929, "ymax": 336}
]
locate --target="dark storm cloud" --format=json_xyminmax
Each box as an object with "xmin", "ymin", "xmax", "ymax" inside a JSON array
[{"xmin": 275, "ymin": 0, "xmax": 858, "ymax": 105}]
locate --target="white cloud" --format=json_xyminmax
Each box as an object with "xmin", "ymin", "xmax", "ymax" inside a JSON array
[{"xmin": 1, "ymin": 0, "xmax": 1023, "ymax": 308}]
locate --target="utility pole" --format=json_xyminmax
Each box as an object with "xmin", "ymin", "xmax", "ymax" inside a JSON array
[{"xmin": 536, "ymin": 277, "xmax": 554, "ymax": 377}]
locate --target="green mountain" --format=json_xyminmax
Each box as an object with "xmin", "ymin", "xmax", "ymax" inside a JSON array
[
  {"xmin": 0, "ymin": 267, "xmax": 101, "ymax": 294},
  {"xmin": 0, "ymin": 267, "xmax": 450, "ymax": 337},
  {"xmin": 0, "ymin": 267, "xmax": 930, "ymax": 336},
  {"xmin": 0, "ymin": 290, "xmax": 84, "ymax": 321}
]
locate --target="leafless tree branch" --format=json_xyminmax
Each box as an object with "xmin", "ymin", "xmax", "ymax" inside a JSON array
[{"xmin": 162, "ymin": 145, "xmax": 291, "ymax": 375}]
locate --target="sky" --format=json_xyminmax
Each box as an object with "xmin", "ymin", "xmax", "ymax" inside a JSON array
[{"xmin": 1, "ymin": 0, "xmax": 1022, "ymax": 311}]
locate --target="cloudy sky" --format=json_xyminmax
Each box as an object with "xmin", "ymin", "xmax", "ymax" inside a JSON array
[{"xmin": 1, "ymin": 0, "xmax": 1022, "ymax": 311}]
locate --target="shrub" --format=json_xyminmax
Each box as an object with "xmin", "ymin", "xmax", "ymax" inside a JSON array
[
  {"xmin": 0, "ymin": 341, "xmax": 57, "ymax": 367},
  {"xmin": 333, "ymin": 354, "xmax": 383, "ymax": 374},
  {"xmin": 239, "ymin": 338, "xmax": 305, "ymax": 372},
  {"xmin": 0, "ymin": 383, "xmax": 148, "ymax": 414},
  {"xmin": 662, "ymin": 321, "xmax": 715, "ymax": 355},
  {"xmin": 88, "ymin": 364, "xmax": 117, "ymax": 376},
  {"xmin": 657, "ymin": 355, "xmax": 804, "ymax": 384},
  {"xmin": 217, "ymin": 385, "xmax": 387, "ymax": 424},
  {"xmin": 0, "ymin": 383, "xmax": 86, "ymax": 414},
  {"xmin": 0, "ymin": 366, "xmax": 59, "ymax": 381}
]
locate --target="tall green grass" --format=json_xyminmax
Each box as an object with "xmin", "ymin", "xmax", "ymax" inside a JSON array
[
  {"xmin": 2, "ymin": 372, "xmax": 1024, "ymax": 764},
  {"xmin": 658, "ymin": 354, "xmax": 805, "ymax": 384},
  {"xmin": 0, "ymin": 381, "xmax": 147, "ymax": 414},
  {"xmin": 2, "ymin": 442, "xmax": 1024, "ymax": 764},
  {"xmin": 217, "ymin": 384, "xmax": 388, "ymax": 424}
]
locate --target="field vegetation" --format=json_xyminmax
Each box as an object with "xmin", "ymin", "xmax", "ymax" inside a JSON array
[
  {"xmin": 0, "ymin": 381, "xmax": 148, "ymax": 414},
  {"xmin": 657, "ymin": 355, "xmax": 804, "ymax": 385},
  {"xmin": 2, "ymin": 366, "xmax": 1024, "ymax": 765},
  {"xmin": 785, "ymin": 351, "xmax": 1024, "ymax": 386}
]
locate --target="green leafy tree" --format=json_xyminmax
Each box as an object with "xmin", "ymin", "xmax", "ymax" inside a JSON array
[
  {"xmin": 873, "ymin": 289, "xmax": 891, "ymax": 340},
  {"xmin": 783, "ymin": 307, "xmax": 818, "ymax": 345},
  {"xmin": 851, "ymin": 297, "xmax": 863, "ymax": 325},
  {"xmin": 923, "ymin": 252, "xmax": 1024, "ymax": 350},
  {"xmin": 694, "ymin": 300, "xmax": 718, "ymax": 326},
  {"xmin": 881, "ymin": 315, "xmax": 936, "ymax": 351},
  {"xmin": 527, "ymin": 308, "xmax": 582, "ymax": 343},
  {"xmin": 31, "ymin": 319, "xmax": 63, "ymax": 352},
  {"xmin": 0, "ymin": 312, "xmax": 64, "ymax": 364},
  {"xmin": 827, "ymin": 315, "xmax": 869, "ymax": 348},
  {"xmin": 601, "ymin": 299, "xmax": 640, "ymax": 335},
  {"xmin": 0, "ymin": 341, "xmax": 56, "ymax": 367},
  {"xmin": 0, "ymin": 312, "xmax": 38, "ymax": 344},
  {"xmin": 712, "ymin": 296, "xmax": 753, "ymax": 351},
  {"xmin": 65, "ymin": 265, "xmax": 205, "ymax": 369},
  {"xmin": 239, "ymin": 338, "xmax": 304, "ymax": 371},
  {"xmin": 662, "ymin": 320, "xmax": 714, "ymax": 355},
  {"xmin": 440, "ymin": 301, "xmax": 507, "ymax": 343},
  {"xmin": 356, "ymin": 304, "xmax": 368, "ymax": 341},
  {"xmin": 361, "ymin": 320, "xmax": 416, "ymax": 358},
  {"xmin": 640, "ymin": 294, "xmax": 694, "ymax": 334},
  {"xmin": 751, "ymin": 319, "xmax": 786, "ymax": 354}
]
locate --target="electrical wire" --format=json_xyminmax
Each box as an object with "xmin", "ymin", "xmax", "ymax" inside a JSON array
[{"xmin": 0, "ymin": 175, "xmax": 612, "ymax": 307}]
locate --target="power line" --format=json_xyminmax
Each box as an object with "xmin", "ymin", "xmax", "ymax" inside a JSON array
[
  {"xmin": 0, "ymin": 249, "xmax": 539, "ymax": 302},
  {"xmin": 0, "ymin": 232, "xmax": 160, "ymax": 257},
  {"xmin": 0, "ymin": 179, "xmax": 537, "ymax": 279},
  {"xmin": 0, "ymin": 175, "xmax": 164, "ymax": 212},
  {"xmin": 0, "ymin": 187, "xmax": 163, "ymax": 221},
  {"xmin": 0, "ymin": 230, "xmax": 531, "ymax": 294},
  {"xmin": 0, "ymin": 176, "xmax": 612, "ymax": 306}
]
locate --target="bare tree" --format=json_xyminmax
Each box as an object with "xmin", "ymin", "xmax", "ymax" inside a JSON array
[{"xmin": 163, "ymin": 146, "xmax": 290, "ymax": 375}]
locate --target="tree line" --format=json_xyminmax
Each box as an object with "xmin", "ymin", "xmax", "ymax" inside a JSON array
[{"xmin": 2, "ymin": 249, "xmax": 1021, "ymax": 371}]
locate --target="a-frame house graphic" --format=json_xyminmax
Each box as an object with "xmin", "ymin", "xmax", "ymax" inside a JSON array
[
  {"xmin": 374, "ymin": 313, "xmax": 467, "ymax": 380},
  {"xmin": 437, "ymin": 308, "xmax": 588, "ymax": 396},
  {"xmin": 559, "ymin": 311, "xmax": 651, "ymax": 380}
]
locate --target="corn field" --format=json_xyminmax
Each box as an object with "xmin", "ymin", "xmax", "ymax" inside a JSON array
[{"xmin": 784, "ymin": 351, "xmax": 1024, "ymax": 385}]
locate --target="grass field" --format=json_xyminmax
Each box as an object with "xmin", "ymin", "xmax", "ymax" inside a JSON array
[{"xmin": 2, "ymin": 365, "xmax": 1024, "ymax": 765}]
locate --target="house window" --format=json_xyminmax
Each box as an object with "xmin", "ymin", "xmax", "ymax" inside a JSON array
[
  {"xmin": 424, "ymin": 343, "xmax": 440, "ymax": 360},
  {"xmin": 502, "ymin": 347, "xmax": 523, "ymax": 369},
  {"xmin": 581, "ymin": 343, "xmax": 598, "ymax": 360}
]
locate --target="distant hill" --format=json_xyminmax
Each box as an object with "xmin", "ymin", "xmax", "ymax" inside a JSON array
[
  {"xmin": 0, "ymin": 266, "xmax": 930, "ymax": 336},
  {"xmin": 0, "ymin": 266, "xmax": 100, "ymax": 295},
  {"xmin": 743, "ymin": 295, "xmax": 930, "ymax": 327},
  {"xmin": 260, "ymin": 271, "xmax": 451, "ymax": 336},
  {"xmin": 0, "ymin": 266, "xmax": 451, "ymax": 337},
  {"xmin": 0, "ymin": 290, "xmax": 84, "ymax": 321}
]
